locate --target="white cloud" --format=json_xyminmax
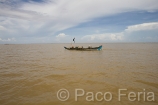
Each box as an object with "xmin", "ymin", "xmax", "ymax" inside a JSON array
[
  {"xmin": 82, "ymin": 22, "xmax": 158, "ymax": 41},
  {"xmin": 0, "ymin": 38, "xmax": 16, "ymax": 42},
  {"xmin": 82, "ymin": 33, "xmax": 123, "ymax": 41},
  {"xmin": 20, "ymin": 0, "xmax": 158, "ymax": 31},
  {"xmin": 0, "ymin": 25, "xmax": 7, "ymax": 31},
  {"xmin": 125, "ymin": 22, "xmax": 158, "ymax": 32},
  {"xmin": 21, "ymin": 0, "xmax": 158, "ymax": 18},
  {"xmin": 55, "ymin": 33, "xmax": 69, "ymax": 42},
  {"xmin": 0, "ymin": 0, "xmax": 158, "ymax": 43},
  {"xmin": 56, "ymin": 33, "xmax": 68, "ymax": 38},
  {"xmin": 1, "ymin": 0, "xmax": 158, "ymax": 35}
]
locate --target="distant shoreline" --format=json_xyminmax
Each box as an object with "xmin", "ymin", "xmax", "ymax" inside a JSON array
[{"xmin": 1, "ymin": 42, "xmax": 158, "ymax": 45}]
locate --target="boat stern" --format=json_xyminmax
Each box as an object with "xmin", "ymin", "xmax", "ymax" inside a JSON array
[{"xmin": 97, "ymin": 45, "xmax": 102, "ymax": 50}]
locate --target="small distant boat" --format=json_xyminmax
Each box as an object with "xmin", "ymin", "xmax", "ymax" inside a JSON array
[{"xmin": 64, "ymin": 45, "xmax": 102, "ymax": 51}]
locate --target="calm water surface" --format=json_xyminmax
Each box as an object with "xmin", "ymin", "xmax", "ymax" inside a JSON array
[{"xmin": 0, "ymin": 43, "xmax": 158, "ymax": 105}]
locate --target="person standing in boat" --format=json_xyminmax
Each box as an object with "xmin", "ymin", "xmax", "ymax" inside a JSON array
[{"xmin": 73, "ymin": 38, "xmax": 75, "ymax": 43}]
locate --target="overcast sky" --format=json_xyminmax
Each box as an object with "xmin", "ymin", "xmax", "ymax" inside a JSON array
[{"xmin": 0, "ymin": 0, "xmax": 158, "ymax": 43}]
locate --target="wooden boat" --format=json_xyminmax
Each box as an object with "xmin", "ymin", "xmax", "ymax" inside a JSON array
[{"xmin": 64, "ymin": 45, "xmax": 102, "ymax": 51}]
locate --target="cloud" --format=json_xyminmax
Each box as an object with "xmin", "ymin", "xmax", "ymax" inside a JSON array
[
  {"xmin": 0, "ymin": 0, "xmax": 158, "ymax": 43},
  {"xmin": 125, "ymin": 22, "xmax": 158, "ymax": 32},
  {"xmin": 20, "ymin": 0, "xmax": 158, "ymax": 32},
  {"xmin": 0, "ymin": 25, "xmax": 7, "ymax": 31},
  {"xmin": 1, "ymin": 0, "xmax": 158, "ymax": 34},
  {"xmin": 0, "ymin": 37, "xmax": 16, "ymax": 42},
  {"xmin": 54, "ymin": 33, "xmax": 72, "ymax": 43},
  {"xmin": 82, "ymin": 22, "xmax": 158, "ymax": 42},
  {"xmin": 56, "ymin": 33, "xmax": 68, "ymax": 38},
  {"xmin": 82, "ymin": 33, "xmax": 123, "ymax": 41},
  {"xmin": 55, "ymin": 33, "xmax": 69, "ymax": 42},
  {"xmin": 21, "ymin": 0, "xmax": 158, "ymax": 18},
  {"xmin": 0, "ymin": 17, "xmax": 43, "ymax": 38}
]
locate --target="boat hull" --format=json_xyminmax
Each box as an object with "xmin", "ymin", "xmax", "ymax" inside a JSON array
[{"xmin": 64, "ymin": 45, "xmax": 102, "ymax": 51}]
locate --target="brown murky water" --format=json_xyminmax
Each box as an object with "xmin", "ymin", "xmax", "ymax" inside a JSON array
[{"xmin": 0, "ymin": 43, "xmax": 158, "ymax": 105}]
